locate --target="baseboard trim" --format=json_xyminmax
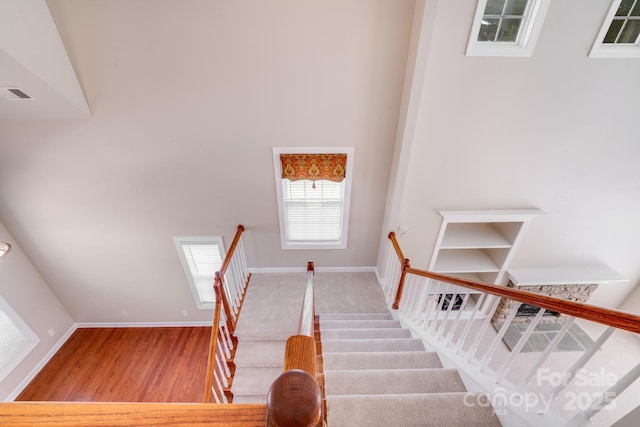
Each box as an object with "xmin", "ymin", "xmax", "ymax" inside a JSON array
[
  {"xmin": 74, "ymin": 321, "xmax": 212, "ymax": 328},
  {"xmin": 7, "ymin": 324, "xmax": 78, "ymax": 402},
  {"xmin": 248, "ymin": 266, "xmax": 377, "ymax": 274}
]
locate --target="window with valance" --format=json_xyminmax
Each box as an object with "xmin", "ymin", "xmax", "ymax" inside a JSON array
[{"xmin": 273, "ymin": 148, "xmax": 353, "ymax": 249}]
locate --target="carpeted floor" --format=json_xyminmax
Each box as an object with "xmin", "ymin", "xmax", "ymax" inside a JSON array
[
  {"xmin": 231, "ymin": 271, "xmax": 391, "ymax": 403},
  {"xmin": 234, "ymin": 271, "xmax": 388, "ymax": 340}
]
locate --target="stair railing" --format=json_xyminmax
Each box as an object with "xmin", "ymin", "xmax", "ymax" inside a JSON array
[
  {"xmin": 383, "ymin": 231, "xmax": 640, "ymax": 427},
  {"xmin": 203, "ymin": 225, "xmax": 251, "ymax": 403},
  {"xmin": 266, "ymin": 262, "xmax": 323, "ymax": 427}
]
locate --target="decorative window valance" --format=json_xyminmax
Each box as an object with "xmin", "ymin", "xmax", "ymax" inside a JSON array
[{"xmin": 280, "ymin": 153, "xmax": 347, "ymax": 182}]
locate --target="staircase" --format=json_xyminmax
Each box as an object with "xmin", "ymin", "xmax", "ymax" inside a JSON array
[
  {"xmin": 319, "ymin": 312, "xmax": 502, "ymax": 426},
  {"xmin": 227, "ymin": 272, "xmax": 504, "ymax": 425}
]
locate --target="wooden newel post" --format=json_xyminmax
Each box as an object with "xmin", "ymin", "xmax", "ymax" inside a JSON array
[
  {"xmin": 266, "ymin": 370, "xmax": 322, "ymax": 427},
  {"xmin": 392, "ymin": 258, "xmax": 410, "ymax": 310}
]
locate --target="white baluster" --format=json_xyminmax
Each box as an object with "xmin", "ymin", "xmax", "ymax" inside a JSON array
[
  {"xmin": 445, "ymin": 290, "xmax": 470, "ymax": 347},
  {"xmin": 455, "ymin": 293, "xmax": 486, "ymax": 355},
  {"xmin": 567, "ymin": 363, "xmax": 640, "ymax": 427},
  {"xmin": 496, "ymin": 308, "xmax": 546, "ymax": 383},
  {"xmin": 479, "ymin": 302, "xmax": 521, "ymax": 372},
  {"xmin": 549, "ymin": 326, "xmax": 615, "ymax": 396},
  {"xmin": 517, "ymin": 317, "xmax": 576, "ymax": 391},
  {"xmin": 465, "ymin": 296, "xmax": 501, "ymax": 362}
]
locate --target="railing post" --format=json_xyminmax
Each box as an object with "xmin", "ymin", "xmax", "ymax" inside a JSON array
[
  {"xmin": 392, "ymin": 258, "xmax": 410, "ymax": 310},
  {"xmin": 388, "ymin": 231, "xmax": 412, "ymax": 310}
]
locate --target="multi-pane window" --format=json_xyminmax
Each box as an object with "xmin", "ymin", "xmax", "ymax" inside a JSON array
[
  {"xmin": 477, "ymin": 0, "xmax": 530, "ymax": 43},
  {"xmin": 603, "ymin": 0, "xmax": 640, "ymax": 44},
  {"xmin": 174, "ymin": 238, "xmax": 224, "ymax": 308},
  {"xmin": 591, "ymin": 0, "xmax": 640, "ymax": 57},
  {"xmin": 466, "ymin": 0, "xmax": 550, "ymax": 57}
]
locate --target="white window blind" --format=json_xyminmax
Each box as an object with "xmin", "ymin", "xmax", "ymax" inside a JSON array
[
  {"xmin": 282, "ymin": 179, "xmax": 344, "ymax": 242},
  {"xmin": 175, "ymin": 238, "xmax": 225, "ymax": 307},
  {"xmin": 0, "ymin": 297, "xmax": 39, "ymax": 383},
  {"xmin": 0, "ymin": 311, "xmax": 28, "ymax": 371}
]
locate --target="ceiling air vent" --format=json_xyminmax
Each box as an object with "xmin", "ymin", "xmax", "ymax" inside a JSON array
[{"xmin": 0, "ymin": 87, "xmax": 34, "ymax": 100}]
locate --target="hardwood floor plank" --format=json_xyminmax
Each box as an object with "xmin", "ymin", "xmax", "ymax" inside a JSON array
[{"xmin": 17, "ymin": 327, "xmax": 212, "ymax": 403}]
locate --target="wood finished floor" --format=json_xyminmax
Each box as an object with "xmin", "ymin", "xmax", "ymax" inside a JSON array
[{"xmin": 17, "ymin": 327, "xmax": 211, "ymax": 402}]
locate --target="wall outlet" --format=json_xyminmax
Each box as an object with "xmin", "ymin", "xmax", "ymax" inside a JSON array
[
  {"xmin": 122, "ymin": 311, "xmax": 128, "ymax": 317},
  {"xmin": 182, "ymin": 310, "xmax": 188, "ymax": 317},
  {"xmin": 48, "ymin": 329, "xmax": 55, "ymax": 336}
]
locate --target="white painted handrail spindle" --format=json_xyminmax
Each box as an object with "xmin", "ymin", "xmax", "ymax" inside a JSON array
[
  {"xmin": 549, "ymin": 326, "xmax": 615, "ymax": 397},
  {"xmin": 479, "ymin": 302, "xmax": 521, "ymax": 372},
  {"xmin": 445, "ymin": 290, "xmax": 471, "ymax": 347},
  {"xmin": 517, "ymin": 317, "xmax": 576, "ymax": 391},
  {"xmin": 495, "ymin": 308, "xmax": 546, "ymax": 382}
]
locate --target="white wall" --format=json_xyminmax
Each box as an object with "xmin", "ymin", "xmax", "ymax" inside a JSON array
[
  {"xmin": 0, "ymin": 220, "xmax": 73, "ymax": 401},
  {"xmin": 0, "ymin": 0, "xmax": 415, "ymax": 322},
  {"xmin": 380, "ymin": 0, "xmax": 640, "ymax": 311}
]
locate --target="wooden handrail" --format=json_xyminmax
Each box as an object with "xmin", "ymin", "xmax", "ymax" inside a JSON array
[
  {"xmin": 298, "ymin": 261, "xmax": 315, "ymax": 337},
  {"xmin": 220, "ymin": 225, "xmax": 245, "ymax": 277},
  {"xmin": 0, "ymin": 402, "xmax": 267, "ymax": 426},
  {"xmin": 203, "ymin": 280, "xmax": 224, "ymax": 403},
  {"xmin": 266, "ymin": 262, "xmax": 321, "ymax": 427},
  {"xmin": 218, "ymin": 224, "xmax": 246, "ymax": 334},
  {"xmin": 388, "ymin": 232, "xmax": 640, "ymax": 334}
]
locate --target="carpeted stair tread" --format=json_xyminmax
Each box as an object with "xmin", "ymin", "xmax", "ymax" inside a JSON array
[
  {"xmin": 326, "ymin": 392, "xmax": 502, "ymax": 427},
  {"xmin": 233, "ymin": 340, "xmax": 286, "ymax": 368},
  {"xmin": 322, "ymin": 338, "xmax": 425, "ymax": 353},
  {"xmin": 320, "ymin": 319, "xmax": 402, "ymax": 329},
  {"xmin": 230, "ymin": 367, "xmax": 282, "ymax": 396},
  {"xmin": 323, "ymin": 351, "xmax": 443, "ymax": 370},
  {"xmin": 320, "ymin": 327, "xmax": 412, "ymax": 340},
  {"xmin": 324, "ymin": 368, "xmax": 466, "ymax": 395},
  {"xmin": 318, "ymin": 312, "xmax": 393, "ymax": 321}
]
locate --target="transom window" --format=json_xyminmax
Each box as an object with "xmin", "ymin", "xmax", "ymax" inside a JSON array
[
  {"xmin": 603, "ymin": 0, "xmax": 640, "ymax": 44},
  {"xmin": 591, "ymin": 0, "xmax": 640, "ymax": 58},
  {"xmin": 477, "ymin": 0, "xmax": 530, "ymax": 43},
  {"xmin": 273, "ymin": 148, "xmax": 353, "ymax": 250},
  {"xmin": 174, "ymin": 237, "xmax": 224, "ymax": 308},
  {"xmin": 466, "ymin": 0, "xmax": 550, "ymax": 57}
]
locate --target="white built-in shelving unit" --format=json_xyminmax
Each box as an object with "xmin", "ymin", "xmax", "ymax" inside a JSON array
[{"xmin": 427, "ymin": 209, "xmax": 544, "ymax": 313}]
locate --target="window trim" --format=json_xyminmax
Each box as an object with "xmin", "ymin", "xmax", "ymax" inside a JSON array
[
  {"xmin": 173, "ymin": 236, "xmax": 225, "ymax": 309},
  {"xmin": 590, "ymin": 0, "xmax": 640, "ymax": 58},
  {"xmin": 0, "ymin": 296, "xmax": 40, "ymax": 383},
  {"xmin": 272, "ymin": 147, "xmax": 354, "ymax": 250},
  {"xmin": 466, "ymin": 0, "xmax": 551, "ymax": 57}
]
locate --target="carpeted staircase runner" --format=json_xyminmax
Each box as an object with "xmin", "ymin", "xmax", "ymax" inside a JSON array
[{"xmin": 320, "ymin": 312, "xmax": 502, "ymax": 426}]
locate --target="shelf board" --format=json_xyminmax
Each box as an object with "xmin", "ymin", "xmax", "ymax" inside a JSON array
[
  {"xmin": 440, "ymin": 223, "xmax": 512, "ymax": 249},
  {"xmin": 439, "ymin": 209, "xmax": 545, "ymax": 223},
  {"xmin": 434, "ymin": 249, "xmax": 500, "ymax": 273}
]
